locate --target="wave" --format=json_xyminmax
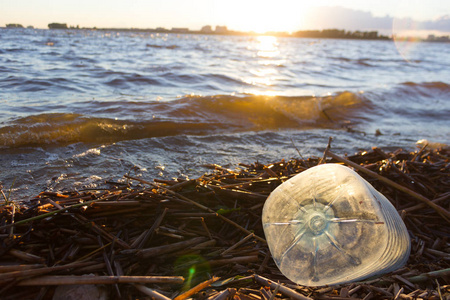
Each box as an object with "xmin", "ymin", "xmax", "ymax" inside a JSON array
[
  {"xmin": 368, "ymin": 81, "xmax": 450, "ymax": 122},
  {"xmin": 4, "ymin": 48, "xmax": 27, "ymax": 53},
  {"xmin": 400, "ymin": 81, "xmax": 450, "ymax": 91},
  {"xmin": 0, "ymin": 69, "xmax": 246, "ymax": 93},
  {"xmin": 392, "ymin": 81, "xmax": 450, "ymax": 105},
  {"xmin": 0, "ymin": 76, "xmax": 86, "ymax": 93},
  {"xmin": 104, "ymin": 75, "xmax": 163, "ymax": 87},
  {"xmin": 0, "ymin": 91, "xmax": 370, "ymax": 147},
  {"xmin": 0, "ymin": 66, "xmax": 13, "ymax": 73},
  {"xmin": 146, "ymin": 44, "xmax": 179, "ymax": 49}
]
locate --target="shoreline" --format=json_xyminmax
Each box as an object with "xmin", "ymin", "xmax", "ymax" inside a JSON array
[
  {"xmin": 1, "ymin": 25, "xmax": 391, "ymax": 40},
  {"xmin": 3, "ymin": 26, "xmax": 449, "ymax": 43},
  {"xmin": 1, "ymin": 143, "xmax": 448, "ymax": 299}
]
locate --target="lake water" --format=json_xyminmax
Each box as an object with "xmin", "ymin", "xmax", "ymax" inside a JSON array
[{"xmin": 1, "ymin": 28, "xmax": 449, "ymax": 199}]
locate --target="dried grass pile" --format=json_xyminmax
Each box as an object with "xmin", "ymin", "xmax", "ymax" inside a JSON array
[{"xmin": 0, "ymin": 142, "xmax": 449, "ymax": 300}]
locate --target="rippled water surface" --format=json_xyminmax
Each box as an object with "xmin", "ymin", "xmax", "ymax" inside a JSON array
[{"xmin": 1, "ymin": 29, "xmax": 449, "ymax": 199}]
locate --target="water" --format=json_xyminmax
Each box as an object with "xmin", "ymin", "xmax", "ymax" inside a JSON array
[{"xmin": 1, "ymin": 28, "xmax": 449, "ymax": 200}]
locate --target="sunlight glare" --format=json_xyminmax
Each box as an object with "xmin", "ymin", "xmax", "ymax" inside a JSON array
[
  {"xmin": 242, "ymin": 36, "xmax": 283, "ymax": 96},
  {"xmin": 215, "ymin": 0, "xmax": 312, "ymax": 33},
  {"xmin": 257, "ymin": 36, "xmax": 279, "ymax": 58}
]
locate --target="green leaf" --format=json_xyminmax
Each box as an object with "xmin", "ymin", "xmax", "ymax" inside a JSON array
[{"xmin": 216, "ymin": 207, "xmax": 241, "ymax": 215}]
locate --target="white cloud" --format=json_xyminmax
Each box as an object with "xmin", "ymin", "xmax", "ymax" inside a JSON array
[{"xmin": 302, "ymin": 6, "xmax": 450, "ymax": 35}]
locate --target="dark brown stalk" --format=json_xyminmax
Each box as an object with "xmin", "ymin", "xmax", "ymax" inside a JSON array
[
  {"xmin": 16, "ymin": 275, "xmax": 185, "ymax": 285},
  {"xmin": 212, "ymin": 288, "xmax": 237, "ymax": 300},
  {"xmin": 134, "ymin": 284, "xmax": 172, "ymax": 300},
  {"xmin": 254, "ymin": 275, "xmax": 313, "ymax": 300},
  {"xmin": 0, "ymin": 261, "xmax": 96, "ymax": 285},
  {"xmin": 137, "ymin": 237, "xmax": 207, "ymax": 258},
  {"xmin": 326, "ymin": 150, "xmax": 450, "ymax": 222},
  {"xmin": 125, "ymin": 175, "xmax": 267, "ymax": 243},
  {"xmin": 221, "ymin": 233, "xmax": 255, "ymax": 256},
  {"xmin": 135, "ymin": 207, "xmax": 168, "ymax": 249}
]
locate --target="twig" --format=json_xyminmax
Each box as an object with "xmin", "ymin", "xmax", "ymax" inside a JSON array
[
  {"xmin": 212, "ymin": 288, "xmax": 237, "ymax": 300},
  {"xmin": 393, "ymin": 287, "xmax": 404, "ymax": 300},
  {"xmin": 174, "ymin": 276, "xmax": 219, "ymax": 300},
  {"xmin": 200, "ymin": 255, "xmax": 259, "ymax": 267},
  {"xmin": 16, "ymin": 275, "xmax": 184, "ymax": 286},
  {"xmin": 124, "ymin": 175, "xmax": 267, "ymax": 243},
  {"xmin": 0, "ymin": 264, "xmax": 45, "ymax": 273},
  {"xmin": 269, "ymin": 281, "xmax": 281, "ymax": 300},
  {"xmin": 191, "ymin": 239, "xmax": 217, "ymax": 250},
  {"xmin": 137, "ymin": 237, "xmax": 207, "ymax": 258},
  {"xmin": 200, "ymin": 217, "xmax": 213, "ymax": 240},
  {"xmin": 406, "ymin": 268, "xmax": 450, "ymax": 283},
  {"xmin": 326, "ymin": 150, "xmax": 450, "ymax": 222},
  {"xmin": 403, "ymin": 192, "xmax": 450, "ymax": 213},
  {"xmin": 168, "ymin": 179, "xmax": 197, "ymax": 191},
  {"xmin": 435, "ymin": 279, "xmax": 443, "ymax": 300},
  {"xmin": 74, "ymin": 214, "xmax": 130, "ymax": 249},
  {"xmin": 0, "ymin": 189, "xmax": 8, "ymax": 204},
  {"xmin": 290, "ymin": 138, "xmax": 309, "ymax": 168},
  {"xmin": 0, "ymin": 261, "xmax": 95, "ymax": 285},
  {"xmin": 411, "ymin": 142, "xmax": 428, "ymax": 162},
  {"xmin": 133, "ymin": 207, "xmax": 168, "ymax": 249},
  {"xmin": 372, "ymin": 147, "xmax": 392, "ymax": 159},
  {"xmin": 0, "ymin": 196, "xmax": 109, "ymax": 231},
  {"xmin": 9, "ymin": 205, "xmax": 15, "ymax": 237},
  {"xmin": 260, "ymin": 286, "xmax": 273, "ymax": 300},
  {"xmin": 254, "ymin": 275, "xmax": 313, "ymax": 300},
  {"xmin": 319, "ymin": 137, "xmax": 332, "ymax": 165},
  {"xmin": 46, "ymin": 199, "xmax": 63, "ymax": 210},
  {"xmin": 221, "ymin": 233, "xmax": 254, "ymax": 256},
  {"xmin": 8, "ymin": 249, "xmax": 45, "ymax": 263},
  {"xmin": 75, "ymin": 242, "xmax": 112, "ymax": 262},
  {"xmin": 134, "ymin": 284, "xmax": 172, "ymax": 300},
  {"xmin": 258, "ymin": 251, "xmax": 271, "ymax": 273},
  {"xmin": 392, "ymin": 275, "xmax": 415, "ymax": 289},
  {"xmin": 98, "ymin": 236, "xmax": 121, "ymax": 298}
]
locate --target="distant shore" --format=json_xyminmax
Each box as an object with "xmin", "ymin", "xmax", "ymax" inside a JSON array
[{"xmin": 3, "ymin": 22, "xmax": 450, "ymax": 42}]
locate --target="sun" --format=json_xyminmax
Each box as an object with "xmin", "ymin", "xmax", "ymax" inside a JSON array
[{"xmin": 213, "ymin": 0, "xmax": 313, "ymax": 33}]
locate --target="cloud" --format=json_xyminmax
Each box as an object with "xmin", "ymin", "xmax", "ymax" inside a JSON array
[
  {"xmin": 303, "ymin": 6, "xmax": 391, "ymax": 31},
  {"xmin": 303, "ymin": 6, "xmax": 450, "ymax": 34},
  {"xmin": 421, "ymin": 15, "xmax": 450, "ymax": 31}
]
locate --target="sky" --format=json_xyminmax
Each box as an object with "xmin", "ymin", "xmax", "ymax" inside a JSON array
[{"xmin": 1, "ymin": 0, "xmax": 449, "ymax": 35}]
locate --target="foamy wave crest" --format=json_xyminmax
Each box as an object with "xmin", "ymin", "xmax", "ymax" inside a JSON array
[{"xmin": 0, "ymin": 91, "xmax": 371, "ymax": 147}]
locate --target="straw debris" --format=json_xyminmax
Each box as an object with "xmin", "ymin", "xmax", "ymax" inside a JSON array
[{"xmin": 0, "ymin": 143, "xmax": 448, "ymax": 299}]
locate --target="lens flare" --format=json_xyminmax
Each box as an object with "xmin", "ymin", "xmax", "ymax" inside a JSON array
[
  {"xmin": 392, "ymin": 17, "xmax": 426, "ymax": 63},
  {"xmin": 390, "ymin": 1, "xmax": 448, "ymax": 63},
  {"xmin": 174, "ymin": 254, "xmax": 210, "ymax": 290}
]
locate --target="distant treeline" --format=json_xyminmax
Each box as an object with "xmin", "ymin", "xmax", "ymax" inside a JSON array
[
  {"xmin": 43, "ymin": 24, "xmax": 390, "ymax": 40},
  {"xmin": 0, "ymin": 23, "xmax": 420, "ymax": 42},
  {"xmin": 48, "ymin": 23, "xmax": 68, "ymax": 29},
  {"xmin": 6, "ymin": 23, "xmax": 34, "ymax": 29},
  {"xmin": 6, "ymin": 23, "xmax": 24, "ymax": 28},
  {"xmin": 292, "ymin": 29, "xmax": 390, "ymax": 40}
]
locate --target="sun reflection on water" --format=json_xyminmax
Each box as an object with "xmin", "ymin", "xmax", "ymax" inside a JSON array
[
  {"xmin": 244, "ymin": 36, "xmax": 285, "ymax": 96},
  {"xmin": 256, "ymin": 35, "xmax": 280, "ymax": 58}
]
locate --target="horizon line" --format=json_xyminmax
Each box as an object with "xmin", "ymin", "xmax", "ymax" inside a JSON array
[{"xmin": 3, "ymin": 23, "xmax": 450, "ymax": 40}]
